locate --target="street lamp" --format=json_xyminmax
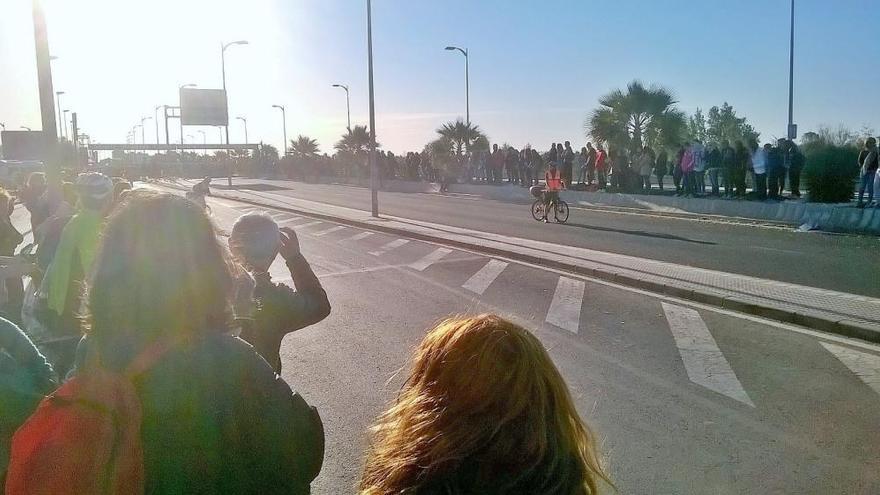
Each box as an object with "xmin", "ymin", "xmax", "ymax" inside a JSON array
[
  {"xmin": 331, "ymin": 84, "xmax": 351, "ymax": 131},
  {"xmin": 222, "ymin": 40, "xmax": 248, "ymax": 186},
  {"xmin": 0, "ymin": 123, "xmax": 5, "ymax": 131},
  {"xmin": 134, "ymin": 124, "xmax": 142, "ymax": 152},
  {"xmin": 55, "ymin": 91, "xmax": 65, "ymax": 138},
  {"xmin": 20, "ymin": 126, "xmax": 32, "ymax": 131},
  {"xmin": 787, "ymin": 0, "xmax": 796, "ymax": 140},
  {"xmin": 367, "ymin": 0, "xmax": 378, "ymax": 217},
  {"xmin": 236, "ymin": 116, "xmax": 248, "ymax": 147},
  {"xmin": 445, "ymin": 45, "xmax": 469, "ymax": 125},
  {"xmin": 197, "ymin": 129, "xmax": 206, "ymax": 156},
  {"xmin": 62, "ymin": 110, "xmax": 70, "ymax": 140},
  {"xmin": 154, "ymin": 105, "xmax": 163, "ymax": 147},
  {"xmin": 178, "ymin": 83, "xmax": 196, "ymax": 146},
  {"xmin": 272, "ymin": 104, "xmax": 287, "ymax": 156}
]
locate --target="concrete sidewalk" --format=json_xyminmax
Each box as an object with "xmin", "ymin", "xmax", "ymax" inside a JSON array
[
  {"xmin": 165, "ymin": 178, "xmax": 880, "ymax": 343},
  {"xmin": 230, "ymin": 176, "xmax": 879, "ymax": 234}
]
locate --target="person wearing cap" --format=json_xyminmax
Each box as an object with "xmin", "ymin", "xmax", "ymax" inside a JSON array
[{"xmin": 38, "ymin": 173, "xmax": 114, "ymax": 374}]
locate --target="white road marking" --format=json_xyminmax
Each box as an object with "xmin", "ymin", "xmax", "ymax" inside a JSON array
[
  {"xmin": 346, "ymin": 231, "xmax": 374, "ymax": 241},
  {"xmin": 662, "ymin": 302, "xmax": 755, "ymax": 407},
  {"xmin": 409, "ymin": 247, "xmax": 453, "ymax": 271},
  {"xmin": 368, "ymin": 239, "xmax": 410, "ymax": 256},
  {"xmin": 277, "ymin": 216, "xmax": 302, "ymax": 224},
  {"xmin": 295, "ymin": 221, "xmax": 323, "ymax": 230},
  {"xmin": 821, "ymin": 343, "xmax": 880, "ymax": 396},
  {"xmin": 312, "ymin": 225, "xmax": 347, "ymax": 237},
  {"xmin": 546, "ymin": 277, "xmax": 585, "ymax": 334},
  {"xmin": 462, "ymin": 259, "xmax": 508, "ymax": 295}
]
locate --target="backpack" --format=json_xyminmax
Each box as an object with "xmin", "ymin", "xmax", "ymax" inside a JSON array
[{"xmin": 4, "ymin": 343, "xmax": 166, "ymax": 495}]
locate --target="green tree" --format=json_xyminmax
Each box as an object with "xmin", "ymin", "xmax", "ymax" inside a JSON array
[
  {"xmin": 335, "ymin": 125, "xmax": 376, "ymax": 154},
  {"xmin": 437, "ymin": 119, "xmax": 486, "ymax": 155},
  {"xmin": 687, "ymin": 108, "xmax": 708, "ymax": 143},
  {"xmin": 705, "ymin": 102, "xmax": 759, "ymax": 146},
  {"xmin": 289, "ymin": 135, "xmax": 320, "ymax": 158},
  {"xmin": 587, "ymin": 80, "xmax": 686, "ymax": 152},
  {"xmin": 261, "ymin": 144, "xmax": 279, "ymax": 161}
]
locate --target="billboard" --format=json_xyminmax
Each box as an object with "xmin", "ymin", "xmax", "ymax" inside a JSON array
[
  {"xmin": 180, "ymin": 88, "xmax": 228, "ymax": 126},
  {"xmin": 0, "ymin": 131, "xmax": 47, "ymax": 161}
]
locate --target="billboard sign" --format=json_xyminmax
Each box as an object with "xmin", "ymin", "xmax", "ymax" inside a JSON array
[
  {"xmin": 0, "ymin": 131, "xmax": 46, "ymax": 161},
  {"xmin": 180, "ymin": 88, "xmax": 228, "ymax": 126}
]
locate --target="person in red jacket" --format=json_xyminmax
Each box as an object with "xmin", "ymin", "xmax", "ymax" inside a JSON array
[{"xmin": 594, "ymin": 145, "xmax": 608, "ymax": 189}]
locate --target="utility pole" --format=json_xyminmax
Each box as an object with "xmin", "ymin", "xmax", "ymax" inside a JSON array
[
  {"xmin": 367, "ymin": 0, "xmax": 378, "ymax": 217},
  {"xmin": 32, "ymin": 0, "xmax": 58, "ymax": 177},
  {"xmin": 787, "ymin": 0, "xmax": 796, "ymax": 140}
]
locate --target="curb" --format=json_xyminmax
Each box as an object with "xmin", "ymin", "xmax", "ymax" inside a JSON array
[{"xmin": 159, "ymin": 180, "xmax": 880, "ymax": 345}]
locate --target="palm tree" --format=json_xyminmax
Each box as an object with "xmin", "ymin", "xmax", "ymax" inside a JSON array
[
  {"xmin": 290, "ymin": 135, "xmax": 320, "ymax": 159},
  {"xmin": 335, "ymin": 125, "xmax": 376, "ymax": 155},
  {"xmin": 587, "ymin": 80, "xmax": 686, "ymax": 152},
  {"xmin": 437, "ymin": 119, "xmax": 486, "ymax": 155}
]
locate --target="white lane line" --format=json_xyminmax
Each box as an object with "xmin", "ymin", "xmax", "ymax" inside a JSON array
[
  {"xmin": 312, "ymin": 225, "xmax": 347, "ymax": 237},
  {"xmin": 821, "ymin": 343, "xmax": 880, "ymax": 396},
  {"xmin": 462, "ymin": 259, "xmax": 508, "ymax": 295},
  {"xmin": 368, "ymin": 239, "xmax": 410, "ymax": 257},
  {"xmin": 409, "ymin": 247, "xmax": 453, "ymax": 271},
  {"xmin": 546, "ymin": 277, "xmax": 585, "ymax": 334},
  {"xmin": 346, "ymin": 231, "xmax": 374, "ymax": 241},
  {"xmin": 662, "ymin": 302, "xmax": 755, "ymax": 407},
  {"xmin": 277, "ymin": 216, "xmax": 302, "ymax": 225},
  {"xmin": 295, "ymin": 221, "xmax": 323, "ymax": 230}
]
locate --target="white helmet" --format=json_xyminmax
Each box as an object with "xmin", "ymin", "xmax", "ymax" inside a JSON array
[{"xmin": 74, "ymin": 172, "xmax": 114, "ymax": 202}]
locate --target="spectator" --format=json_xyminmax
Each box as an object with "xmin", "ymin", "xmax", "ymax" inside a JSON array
[
  {"xmin": 18, "ymin": 172, "xmax": 48, "ymax": 234},
  {"xmin": 767, "ymin": 141, "xmax": 784, "ymax": 200},
  {"xmin": 673, "ymin": 145, "xmax": 685, "ymax": 195},
  {"xmin": 734, "ymin": 140, "xmax": 751, "ymax": 197},
  {"xmin": 529, "ymin": 148, "xmax": 544, "ymax": 186},
  {"xmin": 38, "ymin": 173, "xmax": 114, "ymax": 375},
  {"xmin": 0, "ymin": 190, "xmax": 24, "ymax": 323},
  {"xmin": 705, "ymin": 144, "xmax": 722, "ymax": 196},
  {"xmin": 680, "ymin": 142, "xmax": 695, "ymax": 196},
  {"xmin": 519, "ymin": 148, "xmax": 533, "ymax": 187},
  {"xmin": 562, "ymin": 141, "xmax": 575, "ymax": 186},
  {"xmin": 654, "ymin": 148, "xmax": 669, "ymax": 191},
  {"xmin": 505, "ymin": 147, "xmax": 520, "ymax": 185},
  {"xmin": 720, "ymin": 140, "xmax": 736, "ymax": 197},
  {"xmin": 575, "ymin": 147, "xmax": 587, "ymax": 187},
  {"xmin": 72, "ymin": 191, "xmax": 324, "ymax": 493},
  {"xmin": 691, "ymin": 139, "xmax": 706, "ymax": 194},
  {"xmin": 637, "ymin": 146, "xmax": 655, "ymax": 192},
  {"xmin": 489, "ymin": 144, "xmax": 504, "ymax": 184},
  {"xmin": 547, "ymin": 142, "xmax": 558, "ymax": 165},
  {"xmin": 857, "ymin": 137, "xmax": 878, "ymax": 208},
  {"xmin": 359, "ymin": 314, "xmax": 612, "ymax": 495},
  {"xmin": 595, "ymin": 144, "xmax": 608, "ymax": 190},
  {"xmin": 229, "ymin": 213, "xmax": 331, "ymax": 374},
  {"xmin": 751, "ymin": 143, "xmax": 769, "ymax": 201},
  {"xmin": 787, "ymin": 140, "xmax": 805, "ymax": 199},
  {"xmin": 583, "ymin": 142, "xmax": 597, "ymax": 185}
]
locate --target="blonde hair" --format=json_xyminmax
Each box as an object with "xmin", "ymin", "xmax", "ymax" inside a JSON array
[{"xmin": 360, "ymin": 314, "xmax": 612, "ymax": 494}]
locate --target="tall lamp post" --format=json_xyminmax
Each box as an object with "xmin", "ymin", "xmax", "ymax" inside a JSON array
[
  {"xmin": 62, "ymin": 110, "xmax": 69, "ymax": 139},
  {"xmin": 178, "ymin": 83, "xmax": 196, "ymax": 147},
  {"xmin": 222, "ymin": 40, "xmax": 248, "ymax": 186},
  {"xmin": 366, "ymin": 0, "xmax": 378, "ymax": 217},
  {"xmin": 272, "ymin": 104, "xmax": 287, "ymax": 156},
  {"xmin": 32, "ymin": 0, "xmax": 58, "ymax": 177},
  {"xmin": 787, "ymin": 0, "xmax": 796, "ymax": 140},
  {"xmin": 154, "ymin": 105, "xmax": 163, "ymax": 148},
  {"xmin": 331, "ymin": 84, "xmax": 351, "ymax": 131},
  {"xmin": 197, "ymin": 130, "xmax": 207, "ymax": 156},
  {"xmin": 236, "ymin": 116, "xmax": 248, "ymax": 157},
  {"xmin": 444, "ymin": 45, "xmax": 469, "ymax": 125},
  {"xmin": 55, "ymin": 91, "xmax": 65, "ymax": 139}
]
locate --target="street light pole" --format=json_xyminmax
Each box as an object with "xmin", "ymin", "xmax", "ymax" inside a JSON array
[
  {"xmin": 32, "ymin": 0, "xmax": 59, "ymax": 177},
  {"xmin": 141, "ymin": 116, "xmax": 152, "ymax": 153},
  {"xmin": 445, "ymin": 45, "xmax": 469, "ymax": 125},
  {"xmin": 367, "ymin": 0, "xmax": 378, "ymax": 217},
  {"xmin": 197, "ymin": 130, "xmax": 206, "ymax": 156},
  {"xmin": 62, "ymin": 110, "xmax": 69, "ymax": 139},
  {"xmin": 787, "ymin": 0, "xmax": 796, "ymax": 140},
  {"xmin": 55, "ymin": 91, "xmax": 65, "ymax": 139},
  {"xmin": 154, "ymin": 105, "xmax": 162, "ymax": 149},
  {"xmin": 222, "ymin": 40, "xmax": 248, "ymax": 186},
  {"xmin": 272, "ymin": 105, "xmax": 287, "ymax": 156},
  {"xmin": 332, "ymin": 84, "xmax": 351, "ymax": 131},
  {"xmin": 236, "ymin": 116, "xmax": 248, "ymax": 147}
]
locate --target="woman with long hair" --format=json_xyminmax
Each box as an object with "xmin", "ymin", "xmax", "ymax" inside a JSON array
[
  {"xmin": 360, "ymin": 314, "xmax": 612, "ymax": 495},
  {"xmin": 81, "ymin": 191, "xmax": 324, "ymax": 493}
]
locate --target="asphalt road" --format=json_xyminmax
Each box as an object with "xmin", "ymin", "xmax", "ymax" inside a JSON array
[
  {"xmin": 193, "ymin": 193, "xmax": 879, "ymax": 494},
  {"xmin": 216, "ymin": 179, "xmax": 880, "ymax": 298}
]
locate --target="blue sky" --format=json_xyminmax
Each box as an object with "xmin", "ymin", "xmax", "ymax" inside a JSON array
[{"xmin": 1, "ymin": 0, "xmax": 877, "ymax": 154}]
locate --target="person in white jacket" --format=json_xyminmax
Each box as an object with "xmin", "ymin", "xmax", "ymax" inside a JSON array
[
  {"xmin": 691, "ymin": 140, "xmax": 706, "ymax": 194},
  {"xmin": 751, "ymin": 144, "xmax": 769, "ymax": 201}
]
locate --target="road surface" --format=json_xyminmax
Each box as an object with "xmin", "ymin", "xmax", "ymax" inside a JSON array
[{"xmin": 187, "ymin": 191, "xmax": 880, "ymax": 494}]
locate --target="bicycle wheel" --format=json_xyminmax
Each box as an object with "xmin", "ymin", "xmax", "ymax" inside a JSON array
[
  {"xmin": 554, "ymin": 201, "xmax": 570, "ymax": 223},
  {"xmin": 531, "ymin": 199, "xmax": 544, "ymax": 221}
]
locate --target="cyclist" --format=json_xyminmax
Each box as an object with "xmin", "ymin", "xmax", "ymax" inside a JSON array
[
  {"xmin": 542, "ymin": 161, "xmax": 566, "ymax": 222},
  {"xmin": 186, "ymin": 177, "xmax": 212, "ymax": 209}
]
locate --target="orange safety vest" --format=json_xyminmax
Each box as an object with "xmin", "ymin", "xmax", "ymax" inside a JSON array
[{"xmin": 545, "ymin": 169, "xmax": 563, "ymax": 191}]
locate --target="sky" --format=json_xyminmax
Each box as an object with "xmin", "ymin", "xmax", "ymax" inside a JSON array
[{"xmin": 1, "ymin": 0, "xmax": 878, "ymax": 155}]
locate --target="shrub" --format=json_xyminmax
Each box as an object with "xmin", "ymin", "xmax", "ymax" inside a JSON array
[{"xmin": 803, "ymin": 144, "xmax": 859, "ymax": 203}]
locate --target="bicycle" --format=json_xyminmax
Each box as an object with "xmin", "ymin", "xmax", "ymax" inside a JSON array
[{"xmin": 531, "ymin": 195, "xmax": 570, "ymax": 223}]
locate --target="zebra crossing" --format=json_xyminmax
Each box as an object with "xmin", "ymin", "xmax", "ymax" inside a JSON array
[{"xmin": 228, "ymin": 203, "xmax": 880, "ymax": 409}]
